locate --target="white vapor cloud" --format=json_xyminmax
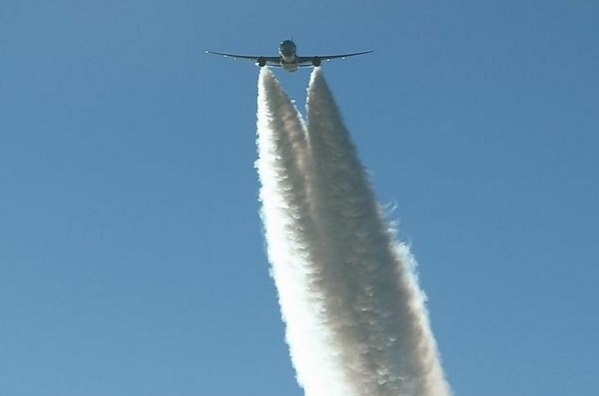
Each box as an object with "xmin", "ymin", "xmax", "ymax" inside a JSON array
[{"xmin": 256, "ymin": 68, "xmax": 452, "ymax": 396}]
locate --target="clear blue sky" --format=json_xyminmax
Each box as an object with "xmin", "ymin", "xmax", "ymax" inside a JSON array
[{"xmin": 1, "ymin": 1, "xmax": 598, "ymax": 395}]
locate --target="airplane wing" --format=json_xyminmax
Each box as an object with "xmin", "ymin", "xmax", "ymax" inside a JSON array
[
  {"xmin": 205, "ymin": 51, "xmax": 281, "ymax": 66},
  {"xmin": 296, "ymin": 51, "xmax": 373, "ymax": 66}
]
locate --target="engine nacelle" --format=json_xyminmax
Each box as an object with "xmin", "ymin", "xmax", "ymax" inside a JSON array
[
  {"xmin": 312, "ymin": 57, "xmax": 322, "ymax": 67},
  {"xmin": 257, "ymin": 57, "xmax": 267, "ymax": 67}
]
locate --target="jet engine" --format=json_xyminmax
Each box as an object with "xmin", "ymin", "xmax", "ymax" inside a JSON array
[
  {"xmin": 312, "ymin": 57, "xmax": 322, "ymax": 67},
  {"xmin": 257, "ymin": 57, "xmax": 267, "ymax": 67}
]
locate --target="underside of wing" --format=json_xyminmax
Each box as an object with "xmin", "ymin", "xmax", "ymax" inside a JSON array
[
  {"xmin": 297, "ymin": 50, "xmax": 373, "ymax": 66},
  {"xmin": 205, "ymin": 51, "xmax": 280, "ymax": 66},
  {"xmin": 205, "ymin": 51, "xmax": 259, "ymax": 61}
]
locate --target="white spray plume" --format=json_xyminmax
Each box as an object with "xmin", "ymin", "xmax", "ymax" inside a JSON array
[{"xmin": 256, "ymin": 68, "xmax": 452, "ymax": 396}]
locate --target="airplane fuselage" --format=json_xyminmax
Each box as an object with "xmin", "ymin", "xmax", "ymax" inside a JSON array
[{"xmin": 279, "ymin": 40, "xmax": 300, "ymax": 72}]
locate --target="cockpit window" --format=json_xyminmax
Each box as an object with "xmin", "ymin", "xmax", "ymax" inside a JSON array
[
  {"xmin": 280, "ymin": 40, "xmax": 296, "ymax": 48},
  {"xmin": 279, "ymin": 40, "xmax": 297, "ymax": 56}
]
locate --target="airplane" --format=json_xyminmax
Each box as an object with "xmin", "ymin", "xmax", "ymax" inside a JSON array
[{"xmin": 206, "ymin": 40, "xmax": 372, "ymax": 72}]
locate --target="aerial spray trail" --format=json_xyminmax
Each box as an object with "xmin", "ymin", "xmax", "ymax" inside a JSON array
[
  {"xmin": 304, "ymin": 68, "xmax": 452, "ymax": 396},
  {"xmin": 256, "ymin": 68, "xmax": 452, "ymax": 396}
]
